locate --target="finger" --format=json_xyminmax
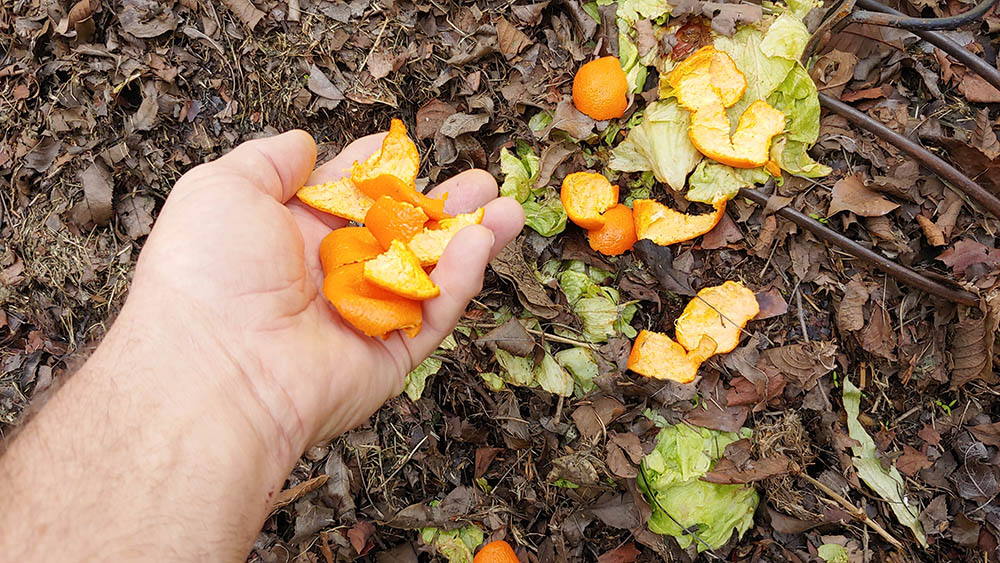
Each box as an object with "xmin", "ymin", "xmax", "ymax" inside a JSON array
[
  {"xmin": 204, "ymin": 130, "xmax": 318, "ymax": 203},
  {"xmin": 287, "ymin": 199, "xmax": 347, "ymax": 231},
  {"xmin": 425, "ymin": 169, "xmax": 498, "ymax": 214},
  {"xmin": 481, "ymin": 197, "xmax": 525, "ymax": 261},
  {"xmin": 403, "ymin": 225, "xmax": 495, "ymax": 363},
  {"xmin": 306, "ymin": 133, "xmax": 387, "ymax": 185}
]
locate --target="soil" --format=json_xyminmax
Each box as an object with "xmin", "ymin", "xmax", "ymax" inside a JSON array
[{"xmin": 4, "ymin": 0, "xmax": 1000, "ymax": 561}]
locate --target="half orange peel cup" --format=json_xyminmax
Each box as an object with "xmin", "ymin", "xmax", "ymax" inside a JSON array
[
  {"xmin": 632, "ymin": 198, "xmax": 726, "ymax": 246},
  {"xmin": 627, "ymin": 280, "xmax": 759, "ymax": 383},
  {"xmin": 561, "ymin": 171, "xmax": 620, "ymax": 231},
  {"xmin": 667, "ymin": 46, "xmax": 786, "ymax": 169}
]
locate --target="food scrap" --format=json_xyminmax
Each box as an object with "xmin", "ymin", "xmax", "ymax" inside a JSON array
[
  {"xmin": 632, "ymin": 198, "xmax": 726, "ymax": 246},
  {"xmin": 572, "ymin": 56, "xmax": 629, "ymax": 121}
]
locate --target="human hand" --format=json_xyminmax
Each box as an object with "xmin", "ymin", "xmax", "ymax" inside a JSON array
[{"xmin": 128, "ymin": 129, "xmax": 524, "ymax": 465}]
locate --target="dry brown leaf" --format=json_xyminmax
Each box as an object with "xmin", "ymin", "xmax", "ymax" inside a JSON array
[
  {"xmin": 916, "ymin": 214, "xmax": 945, "ymax": 246},
  {"xmin": 950, "ymin": 311, "xmax": 998, "ymax": 387},
  {"xmin": 969, "ymin": 422, "xmax": 1000, "ymax": 447},
  {"xmin": 132, "ymin": 81, "xmax": 159, "ymax": 131},
  {"xmin": 491, "ymin": 238, "xmax": 561, "ymax": 318},
  {"xmin": 974, "ymin": 109, "xmax": 1000, "ymax": 160},
  {"xmin": 497, "ymin": 17, "xmax": 532, "ymax": 59},
  {"xmin": 367, "ymin": 50, "xmax": 395, "ymax": 80},
  {"xmin": 71, "ymin": 161, "xmax": 114, "ymax": 228},
  {"xmin": 438, "ymin": 113, "xmax": 489, "ymax": 138},
  {"xmin": 270, "ymin": 474, "xmax": 329, "ymax": 513},
  {"xmin": 512, "ymin": 1, "xmax": 550, "ymax": 25},
  {"xmin": 896, "ymin": 445, "xmax": 932, "ymax": 476},
  {"xmin": 701, "ymin": 454, "xmax": 791, "ymax": 484},
  {"xmin": 474, "ymin": 447, "xmax": 504, "ymax": 479},
  {"xmin": 937, "ymin": 238, "xmax": 1000, "ymax": 275},
  {"xmin": 828, "ymin": 174, "xmax": 899, "ymax": 217},
  {"xmin": 701, "ymin": 212, "xmax": 742, "ymax": 250},
  {"xmin": 753, "ymin": 287, "xmax": 788, "ymax": 320},
  {"xmin": 347, "ymin": 521, "xmax": 375, "ymax": 555},
  {"xmin": 859, "ymin": 304, "xmax": 896, "ymax": 360},
  {"xmin": 536, "ymin": 141, "xmax": 577, "ymax": 188},
  {"xmin": 221, "ymin": 0, "xmax": 265, "ymax": 29},
  {"xmin": 476, "ymin": 318, "xmax": 535, "ymax": 356},
  {"xmin": 837, "ymin": 279, "xmax": 869, "ymax": 333},
  {"xmin": 762, "ymin": 341, "xmax": 837, "ymax": 390},
  {"xmin": 596, "ymin": 543, "xmax": 640, "ymax": 563},
  {"xmin": 119, "ymin": 1, "xmax": 178, "ymax": 37},
  {"xmin": 415, "ymin": 99, "xmax": 456, "ymax": 140},
  {"xmin": 544, "ymin": 96, "xmax": 597, "ymax": 139},
  {"xmin": 118, "ymin": 193, "xmax": 155, "ymax": 240},
  {"xmin": 307, "ymin": 65, "xmax": 344, "ymax": 102},
  {"xmin": 812, "ymin": 50, "xmax": 858, "ymax": 99}
]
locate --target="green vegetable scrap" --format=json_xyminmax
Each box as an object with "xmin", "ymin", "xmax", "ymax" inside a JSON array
[
  {"xmin": 499, "ymin": 143, "xmax": 567, "ymax": 237},
  {"xmin": 419, "ymin": 524, "xmax": 485, "ymax": 563}
]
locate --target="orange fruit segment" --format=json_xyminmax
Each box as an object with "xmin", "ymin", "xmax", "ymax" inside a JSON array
[
  {"xmin": 474, "ymin": 540, "xmax": 519, "ymax": 563},
  {"xmin": 587, "ymin": 203, "xmax": 637, "ymax": 256},
  {"xmin": 572, "ymin": 56, "xmax": 629, "ymax": 121},
  {"xmin": 632, "ymin": 199, "xmax": 726, "ymax": 246},
  {"xmin": 364, "ymin": 196, "xmax": 429, "ymax": 249},
  {"xmin": 364, "ymin": 240, "xmax": 440, "ymax": 300},
  {"xmin": 674, "ymin": 280, "xmax": 759, "ymax": 354},
  {"xmin": 668, "ymin": 46, "xmax": 786, "ymax": 169},
  {"xmin": 407, "ymin": 208, "xmax": 486, "ymax": 266},
  {"xmin": 627, "ymin": 330, "xmax": 716, "ymax": 383},
  {"xmin": 561, "ymin": 172, "xmax": 620, "ymax": 231},
  {"xmin": 323, "ymin": 262, "xmax": 422, "ymax": 339},
  {"xmin": 296, "ymin": 176, "xmax": 375, "ymax": 223},
  {"xmin": 319, "ymin": 227, "xmax": 383, "ymax": 273}
]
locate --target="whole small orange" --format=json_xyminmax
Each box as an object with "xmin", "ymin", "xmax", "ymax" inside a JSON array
[
  {"xmin": 572, "ymin": 56, "xmax": 628, "ymax": 121},
  {"xmin": 474, "ymin": 540, "xmax": 518, "ymax": 563}
]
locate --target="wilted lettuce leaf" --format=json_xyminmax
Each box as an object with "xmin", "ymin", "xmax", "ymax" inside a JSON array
[
  {"xmin": 576, "ymin": 296, "xmax": 620, "ymax": 342},
  {"xmin": 843, "ymin": 378, "xmax": 928, "ymax": 547},
  {"xmin": 714, "ymin": 26, "xmax": 795, "ymax": 119},
  {"xmin": 767, "ymin": 65, "xmax": 831, "ymax": 178},
  {"xmin": 404, "ymin": 334, "xmax": 457, "ymax": 400},
  {"xmin": 420, "ymin": 524, "xmax": 484, "ymax": 563},
  {"xmin": 499, "ymin": 144, "xmax": 539, "ymax": 203},
  {"xmin": 554, "ymin": 347, "xmax": 599, "ymax": 394},
  {"xmin": 494, "ymin": 349, "xmax": 535, "ymax": 386},
  {"xmin": 522, "ymin": 192, "xmax": 568, "ymax": 237},
  {"xmin": 687, "ymin": 161, "xmax": 750, "ymax": 204},
  {"xmin": 535, "ymin": 352, "xmax": 575, "ymax": 396},
  {"xmin": 758, "ymin": 14, "xmax": 810, "ymax": 62},
  {"xmin": 480, "ymin": 372, "xmax": 506, "ymax": 391},
  {"xmin": 616, "ymin": 0, "xmax": 671, "ymax": 23},
  {"xmin": 639, "ymin": 424, "xmax": 758, "ymax": 552},
  {"xmin": 609, "ymin": 100, "xmax": 702, "ymax": 191},
  {"xmin": 558, "ymin": 268, "xmax": 602, "ymax": 305},
  {"xmin": 619, "ymin": 22, "xmax": 659, "ymax": 94},
  {"xmin": 615, "ymin": 301, "xmax": 638, "ymax": 338},
  {"xmin": 817, "ymin": 543, "xmax": 850, "ymax": 563}
]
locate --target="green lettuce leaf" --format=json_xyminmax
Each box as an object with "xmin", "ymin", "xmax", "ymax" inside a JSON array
[
  {"xmin": 817, "ymin": 543, "xmax": 850, "ymax": 563},
  {"xmin": 403, "ymin": 334, "xmax": 456, "ymax": 400},
  {"xmin": 494, "ymin": 349, "xmax": 535, "ymax": 386},
  {"xmin": 758, "ymin": 14, "xmax": 810, "ymax": 62},
  {"xmin": 522, "ymin": 192, "xmax": 568, "ymax": 237},
  {"xmin": 843, "ymin": 377, "xmax": 928, "ymax": 547},
  {"xmin": 535, "ymin": 352, "xmax": 575, "ymax": 396},
  {"xmin": 609, "ymin": 100, "xmax": 702, "ymax": 191},
  {"xmin": 639, "ymin": 424, "xmax": 758, "ymax": 552},
  {"xmin": 767, "ymin": 65, "xmax": 831, "ymax": 177},
  {"xmin": 554, "ymin": 347, "xmax": 599, "ymax": 394},
  {"xmin": 576, "ymin": 296, "xmax": 620, "ymax": 342},
  {"xmin": 499, "ymin": 144, "xmax": 539, "ymax": 203},
  {"xmin": 714, "ymin": 26, "xmax": 795, "ymax": 120},
  {"xmin": 616, "ymin": 0, "xmax": 671, "ymax": 23},
  {"xmin": 420, "ymin": 524, "xmax": 484, "ymax": 563},
  {"xmin": 687, "ymin": 161, "xmax": 750, "ymax": 204},
  {"xmin": 558, "ymin": 268, "xmax": 602, "ymax": 305},
  {"xmin": 480, "ymin": 372, "xmax": 506, "ymax": 391}
]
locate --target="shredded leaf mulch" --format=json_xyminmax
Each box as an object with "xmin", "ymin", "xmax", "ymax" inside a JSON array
[{"xmin": 4, "ymin": 0, "xmax": 1000, "ymax": 560}]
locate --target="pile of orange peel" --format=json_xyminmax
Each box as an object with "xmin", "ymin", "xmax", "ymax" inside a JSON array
[
  {"xmin": 628, "ymin": 281, "xmax": 759, "ymax": 383},
  {"xmin": 298, "ymin": 119, "xmax": 485, "ymax": 339}
]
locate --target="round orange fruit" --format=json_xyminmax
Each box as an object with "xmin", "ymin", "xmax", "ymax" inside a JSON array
[
  {"xmin": 572, "ymin": 56, "xmax": 628, "ymax": 121},
  {"xmin": 474, "ymin": 540, "xmax": 518, "ymax": 563},
  {"xmin": 587, "ymin": 203, "xmax": 636, "ymax": 255}
]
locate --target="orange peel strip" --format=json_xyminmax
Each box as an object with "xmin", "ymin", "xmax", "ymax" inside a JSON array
[
  {"xmin": 364, "ymin": 240, "xmax": 440, "ymax": 300},
  {"xmin": 587, "ymin": 203, "xmax": 637, "ymax": 256},
  {"xmin": 675, "ymin": 280, "xmax": 759, "ymax": 354},
  {"xmin": 668, "ymin": 46, "xmax": 785, "ymax": 169},
  {"xmin": 632, "ymin": 199, "xmax": 726, "ymax": 246},
  {"xmin": 364, "ymin": 196, "xmax": 429, "ymax": 249},
  {"xmin": 627, "ymin": 330, "xmax": 716, "ymax": 383},
  {"xmin": 296, "ymin": 176, "xmax": 374, "ymax": 223},
  {"xmin": 561, "ymin": 172, "xmax": 619, "ymax": 231},
  {"xmin": 323, "ymin": 262, "xmax": 422, "ymax": 339},
  {"xmin": 407, "ymin": 207, "xmax": 486, "ymax": 266},
  {"xmin": 319, "ymin": 226, "xmax": 383, "ymax": 274}
]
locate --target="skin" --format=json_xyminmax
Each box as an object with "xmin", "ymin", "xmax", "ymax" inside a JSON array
[{"xmin": 0, "ymin": 130, "xmax": 525, "ymax": 561}]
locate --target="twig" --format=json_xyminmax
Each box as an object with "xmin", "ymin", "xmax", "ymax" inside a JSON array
[
  {"xmin": 790, "ymin": 462, "xmax": 905, "ymax": 550},
  {"xmin": 636, "ymin": 466, "xmax": 723, "ymax": 559}
]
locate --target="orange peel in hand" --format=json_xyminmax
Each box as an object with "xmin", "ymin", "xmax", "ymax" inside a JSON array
[
  {"xmin": 364, "ymin": 240, "xmax": 440, "ymax": 300},
  {"xmin": 587, "ymin": 203, "xmax": 636, "ymax": 256},
  {"xmin": 296, "ymin": 176, "xmax": 375, "ymax": 223},
  {"xmin": 561, "ymin": 172, "xmax": 620, "ymax": 231},
  {"xmin": 668, "ymin": 46, "xmax": 786, "ymax": 169},
  {"xmin": 632, "ymin": 198, "xmax": 726, "ymax": 246},
  {"xmin": 364, "ymin": 196, "xmax": 429, "ymax": 249},
  {"xmin": 319, "ymin": 226, "xmax": 383, "ymax": 273},
  {"xmin": 675, "ymin": 280, "xmax": 759, "ymax": 354},
  {"xmin": 323, "ymin": 262, "xmax": 422, "ymax": 339},
  {"xmin": 627, "ymin": 330, "xmax": 717, "ymax": 383},
  {"xmin": 407, "ymin": 208, "xmax": 486, "ymax": 266},
  {"xmin": 572, "ymin": 56, "xmax": 629, "ymax": 121}
]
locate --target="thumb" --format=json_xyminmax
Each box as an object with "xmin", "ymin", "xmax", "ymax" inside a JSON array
[{"xmin": 186, "ymin": 130, "xmax": 318, "ymax": 203}]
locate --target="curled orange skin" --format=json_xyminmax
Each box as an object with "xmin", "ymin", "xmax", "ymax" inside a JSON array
[
  {"xmin": 364, "ymin": 240, "xmax": 440, "ymax": 300},
  {"xmin": 668, "ymin": 46, "xmax": 786, "ymax": 169},
  {"xmin": 675, "ymin": 280, "xmax": 759, "ymax": 354},
  {"xmin": 296, "ymin": 176, "xmax": 375, "ymax": 223},
  {"xmin": 572, "ymin": 56, "xmax": 629, "ymax": 121},
  {"xmin": 632, "ymin": 199, "xmax": 726, "ymax": 246},
  {"xmin": 364, "ymin": 196, "xmax": 429, "ymax": 249},
  {"xmin": 587, "ymin": 203, "xmax": 637, "ymax": 256},
  {"xmin": 561, "ymin": 172, "xmax": 620, "ymax": 231},
  {"xmin": 627, "ymin": 330, "xmax": 717, "ymax": 383},
  {"xmin": 323, "ymin": 262, "xmax": 422, "ymax": 339},
  {"xmin": 319, "ymin": 227, "xmax": 383, "ymax": 273},
  {"xmin": 474, "ymin": 540, "xmax": 519, "ymax": 563},
  {"xmin": 354, "ymin": 173, "xmax": 450, "ymax": 222},
  {"xmin": 407, "ymin": 208, "xmax": 486, "ymax": 266}
]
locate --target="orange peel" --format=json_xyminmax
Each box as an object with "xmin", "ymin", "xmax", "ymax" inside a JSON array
[
  {"xmin": 632, "ymin": 199, "xmax": 726, "ymax": 246},
  {"xmin": 319, "ymin": 227, "xmax": 383, "ymax": 273},
  {"xmin": 627, "ymin": 330, "xmax": 717, "ymax": 383},
  {"xmin": 668, "ymin": 46, "xmax": 786, "ymax": 169},
  {"xmin": 561, "ymin": 172, "xmax": 620, "ymax": 231},
  {"xmin": 296, "ymin": 176, "xmax": 375, "ymax": 223},
  {"xmin": 364, "ymin": 196, "xmax": 429, "ymax": 249},
  {"xmin": 364, "ymin": 240, "xmax": 440, "ymax": 300},
  {"xmin": 407, "ymin": 207, "xmax": 486, "ymax": 266},
  {"xmin": 675, "ymin": 280, "xmax": 759, "ymax": 354},
  {"xmin": 323, "ymin": 262, "xmax": 422, "ymax": 339},
  {"xmin": 587, "ymin": 203, "xmax": 637, "ymax": 256}
]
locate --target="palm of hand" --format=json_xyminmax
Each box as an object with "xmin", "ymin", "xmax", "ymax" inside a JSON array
[{"xmin": 130, "ymin": 131, "xmax": 522, "ymax": 447}]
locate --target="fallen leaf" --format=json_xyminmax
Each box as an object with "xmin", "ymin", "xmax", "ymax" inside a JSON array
[
  {"xmin": 415, "ymin": 99, "xmax": 457, "ymax": 140},
  {"xmin": 973, "ymin": 109, "xmax": 1000, "ymax": 160},
  {"xmin": 118, "ymin": 193, "xmax": 155, "ymax": 240},
  {"xmin": 858, "ymin": 304, "xmax": 896, "ymax": 361},
  {"xmin": 896, "ymin": 445, "xmax": 932, "ymax": 476},
  {"xmin": 969, "ymin": 422, "xmax": 1000, "ymax": 447},
  {"xmin": 347, "ymin": 521, "xmax": 375, "ymax": 554},
  {"xmin": 701, "ymin": 454, "xmax": 791, "ymax": 484},
  {"xmin": 544, "ymin": 96, "xmax": 597, "ymax": 139},
  {"xmin": 132, "ymin": 81, "xmax": 159, "ymax": 131},
  {"xmin": 951, "ymin": 513, "xmax": 982, "ymax": 546},
  {"xmin": 511, "ymin": 1, "xmax": 550, "ymax": 25},
  {"xmin": 308, "ymin": 64, "xmax": 345, "ymax": 102},
  {"xmin": 596, "ymin": 543, "xmax": 640, "ymax": 563},
  {"xmin": 270, "ymin": 474, "xmax": 330, "ymax": 513},
  {"xmin": 761, "ymin": 341, "xmax": 837, "ymax": 391},
  {"xmin": 701, "ymin": 212, "xmax": 743, "ymax": 250},
  {"xmin": 491, "ymin": 238, "xmax": 561, "ymax": 319},
  {"xmin": 827, "ymin": 174, "xmax": 899, "ymax": 217},
  {"xmin": 535, "ymin": 141, "xmax": 578, "ymax": 189},
  {"xmin": 549, "ymin": 453, "xmax": 599, "ymax": 486},
  {"xmin": 324, "ymin": 446, "xmax": 356, "ymax": 519},
  {"xmin": 919, "ymin": 495, "xmax": 949, "ymax": 536},
  {"xmin": 71, "ymin": 161, "xmax": 114, "ymax": 228},
  {"xmin": 950, "ymin": 312, "xmax": 998, "ymax": 387},
  {"xmin": 476, "ymin": 318, "xmax": 535, "ymax": 357},
  {"xmin": 367, "ymin": 50, "xmax": 395, "ymax": 80},
  {"xmin": 221, "ymin": 0, "xmax": 265, "ymax": 29},
  {"xmin": 475, "ymin": 447, "xmax": 504, "ymax": 478},
  {"xmin": 753, "ymin": 287, "xmax": 788, "ymax": 320},
  {"xmin": 937, "ymin": 238, "xmax": 1000, "ymax": 275},
  {"xmin": 24, "ymin": 137, "xmax": 61, "ymax": 172},
  {"xmin": 587, "ymin": 492, "xmax": 641, "ymax": 529},
  {"xmin": 439, "ymin": 113, "xmax": 489, "ymax": 138},
  {"xmin": 633, "ymin": 240, "xmax": 696, "ymax": 296},
  {"xmin": 915, "ymin": 214, "xmax": 945, "ymax": 246},
  {"xmin": 119, "ymin": 1, "xmax": 178, "ymax": 37},
  {"xmin": 837, "ymin": 279, "xmax": 869, "ymax": 333},
  {"xmin": 497, "ymin": 17, "xmax": 532, "ymax": 59},
  {"xmin": 685, "ymin": 371, "xmax": 748, "ymax": 433},
  {"xmin": 571, "ymin": 405, "xmax": 604, "ymax": 443},
  {"xmin": 918, "ymin": 424, "xmax": 942, "ymax": 446}
]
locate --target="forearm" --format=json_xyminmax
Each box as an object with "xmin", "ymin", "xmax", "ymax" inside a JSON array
[{"xmin": 0, "ymin": 299, "xmax": 295, "ymax": 561}]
